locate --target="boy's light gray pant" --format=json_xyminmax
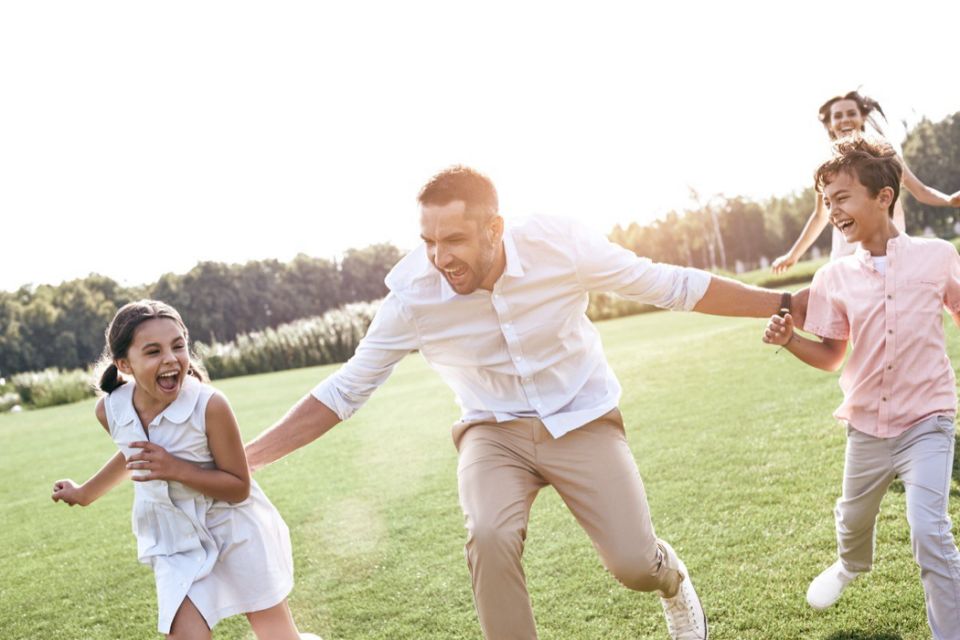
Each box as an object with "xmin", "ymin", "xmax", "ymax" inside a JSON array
[{"xmin": 836, "ymin": 414, "xmax": 960, "ymax": 640}]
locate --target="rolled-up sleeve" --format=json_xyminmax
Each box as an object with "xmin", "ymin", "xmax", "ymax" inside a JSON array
[
  {"xmin": 572, "ymin": 220, "xmax": 711, "ymax": 311},
  {"xmin": 311, "ymin": 292, "xmax": 420, "ymax": 420}
]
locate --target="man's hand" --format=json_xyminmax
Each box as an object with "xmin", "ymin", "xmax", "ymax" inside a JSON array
[{"xmin": 126, "ymin": 442, "xmax": 189, "ymax": 482}]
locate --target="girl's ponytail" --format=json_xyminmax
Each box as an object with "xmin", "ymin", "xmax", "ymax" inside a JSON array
[{"xmin": 98, "ymin": 362, "xmax": 126, "ymax": 394}]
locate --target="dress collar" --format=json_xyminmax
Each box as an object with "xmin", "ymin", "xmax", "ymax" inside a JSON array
[{"xmin": 108, "ymin": 375, "xmax": 203, "ymax": 428}]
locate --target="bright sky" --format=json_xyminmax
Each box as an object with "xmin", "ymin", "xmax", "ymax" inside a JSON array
[{"xmin": 2, "ymin": 1, "xmax": 957, "ymax": 292}]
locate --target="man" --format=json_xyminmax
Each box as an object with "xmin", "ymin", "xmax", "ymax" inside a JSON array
[{"xmin": 245, "ymin": 166, "xmax": 807, "ymax": 640}]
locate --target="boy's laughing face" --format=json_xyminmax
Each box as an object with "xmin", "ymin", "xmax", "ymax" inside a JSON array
[{"xmin": 822, "ymin": 170, "xmax": 892, "ymax": 245}]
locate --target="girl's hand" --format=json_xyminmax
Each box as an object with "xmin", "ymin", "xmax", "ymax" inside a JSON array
[
  {"xmin": 52, "ymin": 479, "xmax": 86, "ymax": 506},
  {"xmin": 126, "ymin": 442, "xmax": 189, "ymax": 483},
  {"xmin": 763, "ymin": 313, "xmax": 795, "ymax": 347},
  {"xmin": 771, "ymin": 253, "xmax": 796, "ymax": 274},
  {"xmin": 949, "ymin": 190, "xmax": 960, "ymax": 208}
]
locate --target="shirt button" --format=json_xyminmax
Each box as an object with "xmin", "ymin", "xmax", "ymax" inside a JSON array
[
  {"xmin": 514, "ymin": 356, "xmax": 522, "ymax": 362},
  {"xmin": 887, "ymin": 365, "xmax": 892, "ymax": 370},
  {"xmin": 887, "ymin": 329, "xmax": 893, "ymax": 334},
  {"xmin": 882, "ymin": 397, "xmax": 887, "ymax": 402},
  {"xmin": 886, "ymin": 294, "xmax": 893, "ymax": 299}
]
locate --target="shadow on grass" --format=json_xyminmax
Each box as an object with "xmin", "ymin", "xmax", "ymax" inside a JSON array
[
  {"xmin": 824, "ymin": 633, "xmax": 902, "ymax": 640},
  {"xmin": 887, "ymin": 433, "xmax": 960, "ymax": 497}
]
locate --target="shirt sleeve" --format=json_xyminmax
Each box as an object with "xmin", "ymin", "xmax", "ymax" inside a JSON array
[
  {"xmin": 571, "ymin": 220, "xmax": 711, "ymax": 311},
  {"xmin": 943, "ymin": 243, "xmax": 960, "ymax": 314},
  {"xmin": 802, "ymin": 267, "xmax": 849, "ymax": 340},
  {"xmin": 311, "ymin": 292, "xmax": 419, "ymax": 420}
]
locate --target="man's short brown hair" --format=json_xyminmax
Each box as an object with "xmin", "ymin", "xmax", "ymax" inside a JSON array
[
  {"xmin": 814, "ymin": 137, "xmax": 902, "ymax": 218},
  {"xmin": 418, "ymin": 165, "xmax": 499, "ymax": 223}
]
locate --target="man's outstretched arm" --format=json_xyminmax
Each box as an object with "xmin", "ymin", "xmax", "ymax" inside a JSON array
[
  {"xmin": 245, "ymin": 395, "xmax": 342, "ymax": 472},
  {"xmin": 693, "ymin": 275, "xmax": 809, "ymax": 328}
]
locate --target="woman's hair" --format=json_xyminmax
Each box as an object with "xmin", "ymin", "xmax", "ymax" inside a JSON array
[
  {"xmin": 95, "ymin": 299, "xmax": 208, "ymax": 393},
  {"xmin": 814, "ymin": 136, "xmax": 902, "ymax": 219},
  {"xmin": 818, "ymin": 90, "xmax": 887, "ymax": 140}
]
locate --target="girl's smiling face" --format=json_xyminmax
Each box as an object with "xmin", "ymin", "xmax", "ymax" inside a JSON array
[{"xmin": 116, "ymin": 317, "xmax": 190, "ymax": 407}]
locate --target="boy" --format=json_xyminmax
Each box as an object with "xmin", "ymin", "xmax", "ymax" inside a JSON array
[{"xmin": 764, "ymin": 136, "xmax": 960, "ymax": 639}]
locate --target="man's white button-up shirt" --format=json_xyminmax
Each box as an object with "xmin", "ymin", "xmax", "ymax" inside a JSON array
[{"xmin": 313, "ymin": 215, "xmax": 711, "ymax": 438}]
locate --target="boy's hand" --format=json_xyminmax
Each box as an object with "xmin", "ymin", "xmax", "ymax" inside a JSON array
[
  {"xmin": 52, "ymin": 479, "xmax": 86, "ymax": 506},
  {"xmin": 126, "ymin": 442, "xmax": 188, "ymax": 483},
  {"xmin": 763, "ymin": 313, "xmax": 795, "ymax": 347}
]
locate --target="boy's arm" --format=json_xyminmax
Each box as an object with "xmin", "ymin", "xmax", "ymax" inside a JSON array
[
  {"xmin": 764, "ymin": 313, "xmax": 847, "ymax": 372},
  {"xmin": 52, "ymin": 399, "xmax": 130, "ymax": 506}
]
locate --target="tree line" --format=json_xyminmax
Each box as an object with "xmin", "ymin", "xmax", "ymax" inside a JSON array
[
  {"xmin": 3, "ymin": 112, "xmax": 956, "ymax": 377},
  {"xmin": 0, "ymin": 245, "xmax": 401, "ymax": 376}
]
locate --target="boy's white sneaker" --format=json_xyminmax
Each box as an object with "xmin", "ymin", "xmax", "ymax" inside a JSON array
[
  {"xmin": 658, "ymin": 540, "xmax": 708, "ymax": 639},
  {"xmin": 806, "ymin": 560, "xmax": 860, "ymax": 610},
  {"xmin": 300, "ymin": 634, "xmax": 322, "ymax": 639}
]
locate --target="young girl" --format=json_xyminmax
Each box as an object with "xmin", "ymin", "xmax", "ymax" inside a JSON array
[
  {"xmin": 771, "ymin": 89, "xmax": 960, "ymax": 272},
  {"xmin": 51, "ymin": 300, "xmax": 320, "ymax": 640},
  {"xmin": 765, "ymin": 138, "xmax": 960, "ymax": 639}
]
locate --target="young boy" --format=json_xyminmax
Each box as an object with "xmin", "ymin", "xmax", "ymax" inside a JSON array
[{"xmin": 764, "ymin": 136, "xmax": 960, "ymax": 639}]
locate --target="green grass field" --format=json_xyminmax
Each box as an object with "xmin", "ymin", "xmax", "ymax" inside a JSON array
[{"xmin": 2, "ymin": 310, "xmax": 958, "ymax": 639}]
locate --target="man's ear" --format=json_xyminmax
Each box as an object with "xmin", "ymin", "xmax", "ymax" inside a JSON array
[{"xmin": 487, "ymin": 215, "xmax": 504, "ymax": 241}]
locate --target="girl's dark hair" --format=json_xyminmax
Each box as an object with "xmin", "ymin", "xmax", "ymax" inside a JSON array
[
  {"xmin": 95, "ymin": 299, "xmax": 208, "ymax": 393},
  {"xmin": 818, "ymin": 90, "xmax": 887, "ymax": 140}
]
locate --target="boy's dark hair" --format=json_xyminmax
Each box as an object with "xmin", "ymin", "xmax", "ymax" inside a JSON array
[
  {"xmin": 95, "ymin": 299, "xmax": 208, "ymax": 393},
  {"xmin": 818, "ymin": 90, "xmax": 886, "ymax": 140},
  {"xmin": 417, "ymin": 165, "xmax": 499, "ymax": 223},
  {"xmin": 815, "ymin": 137, "xmax": 902, "ymax": 218}
]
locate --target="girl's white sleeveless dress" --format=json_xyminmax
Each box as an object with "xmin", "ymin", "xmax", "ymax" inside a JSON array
[{"xmin": 104, "ymin": 376, "xmax": 293, "ymax": 633}]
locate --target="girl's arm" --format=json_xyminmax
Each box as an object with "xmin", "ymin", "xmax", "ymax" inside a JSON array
[
  {"xmin": 900, "ymin": 161, "xmax": 960, "ymax": 207},
  {"xmin": 763, "ymin": 313, "xmax": 847, "ymax": 371},
  {"xmin": 771, "ymin": 191, "xmax": 829, "ymax": 274},
  {"xmin": 126, "ymin": 392, "xmax": 250, "ymax": 503},
  {"xmin": 51, "ymin": 399, "xmax": 131, "ymax": 506}
]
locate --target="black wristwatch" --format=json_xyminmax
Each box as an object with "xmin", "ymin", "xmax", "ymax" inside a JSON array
[{"xmin": 778, "ymin": 292, "xmax": 792, "ymax": 318}]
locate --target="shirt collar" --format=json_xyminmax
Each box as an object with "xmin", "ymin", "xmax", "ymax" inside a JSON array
[
  {"xmin": 854, "ymin": 231, "xmax": 907, "ymax": 265},
  {"xmin": 108, "ymin": 375, "xmax": 202, "ymax": 428},
  {"xmin": 438, "ymin": 225, "xmax": 525, "ymax": 301}
]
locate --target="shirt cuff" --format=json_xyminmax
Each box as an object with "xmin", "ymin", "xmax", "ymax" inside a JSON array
[
  {"xmin": 678, "ymin": 267, "xmax": 713, "ymax": 311},
  {"xmin": 310, "ymin": 379, "xmax": 354, "ymax": 421}
]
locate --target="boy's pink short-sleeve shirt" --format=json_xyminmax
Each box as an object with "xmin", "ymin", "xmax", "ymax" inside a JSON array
[{"xmin": 804, "ymin": 233, "xmax": 960, "ymax": 438}]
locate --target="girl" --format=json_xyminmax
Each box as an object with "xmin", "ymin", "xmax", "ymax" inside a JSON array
[
  {"xmin": 771, "ymin": 89, "xmax": 960, "ymax": 272},
  {"xmin": 51, "ymin": 300, "xmax": 320, "ymax": 640}
]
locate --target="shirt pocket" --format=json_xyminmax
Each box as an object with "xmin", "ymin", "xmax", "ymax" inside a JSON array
[{"xmin": 901, "ymin": 279, "xmax": 943, "ymax": 315}]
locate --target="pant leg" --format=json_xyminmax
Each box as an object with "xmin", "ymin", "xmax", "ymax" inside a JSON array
[
  {"xmin": 894, "ymin": 415, "xmax": 960, "ymax": 640},
  {"xmin": 835, "ymin": 425, "xmax": 896, "ymax": 572},
  {"xmin": 454, "ymin": 419, "xmax": 547, "ymax": 640},
  {"xmin": 533, "ymin": 409, "xmax": 680, "ymax": 595}
]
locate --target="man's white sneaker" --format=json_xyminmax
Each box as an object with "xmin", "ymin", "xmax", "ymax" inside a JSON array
[
  {"xmin": 806, "ymin": 560, "xmax": 860, "ymax": 610},
  {"xmin": 300, "ymin": 634, "xmax": 323, "ymax": 639},
  {"xmin": 658, "ymin": 540, "xmax": 708, "ymax": 640}
]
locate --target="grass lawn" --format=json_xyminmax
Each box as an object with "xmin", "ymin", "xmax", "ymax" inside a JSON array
[{"xmin": 2, "ymin": 310, "xmax": 958, "ymax": 639}]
